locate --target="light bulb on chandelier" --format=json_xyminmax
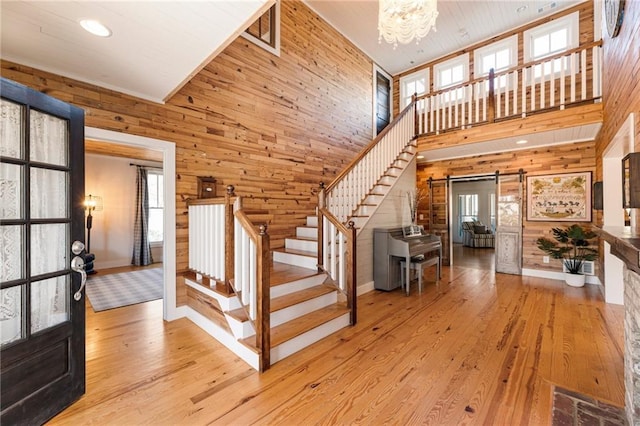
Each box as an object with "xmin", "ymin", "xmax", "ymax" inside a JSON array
[{"xmin": 378, "ymin": 0, "xmax": 439, "ymax": 49}]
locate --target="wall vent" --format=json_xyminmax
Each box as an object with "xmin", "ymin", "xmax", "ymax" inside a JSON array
[{"xmin": 563, "ymin": 260, "xmax": 595, "ymax": 275}]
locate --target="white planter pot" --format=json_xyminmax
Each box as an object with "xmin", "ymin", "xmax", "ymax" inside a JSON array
[{"xmin": 565, "ymin": 272, "xmax": 586, "ymax": 287}]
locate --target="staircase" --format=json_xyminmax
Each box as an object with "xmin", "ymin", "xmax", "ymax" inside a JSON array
[
  {"xmin": 184, "ymin": 100, "xmax": 418, "ymax": 371},
  {"xmin": 185, "ymin": 215, "xmax": 350, "ymax": 369}
]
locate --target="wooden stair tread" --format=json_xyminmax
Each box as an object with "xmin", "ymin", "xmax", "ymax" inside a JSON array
[
  {"xmin": 287, "ymin": 236, "xmax": 317, "ymax": 242},
  {"xmin": 273, "ymin": 247, "xmax": 317, "ymax": 258},
  {"xmin": 241, "ymin": 303, "xmax": 349, "ymax": 350},
  {"xmin": 271, "ymin": 284, "xmax": 334, "ymax": 312},
  {"xmin": 270, "ymin": 261, "xmax": 320, "ymax": 286},
  {"xmin": 271, "ymin": 303, "xmax": 349, "ymax": 347}
]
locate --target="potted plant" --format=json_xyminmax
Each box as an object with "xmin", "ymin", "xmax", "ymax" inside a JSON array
[{"xmin": 536, "ymin": 224, "xmax": 598, "ymax": 287}]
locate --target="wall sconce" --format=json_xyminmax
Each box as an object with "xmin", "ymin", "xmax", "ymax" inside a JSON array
[{"xmin": 623, "ymin": 154, "xmax": 640, "ymax": 209}]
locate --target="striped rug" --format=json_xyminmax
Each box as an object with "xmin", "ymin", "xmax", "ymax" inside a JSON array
[{"xmin": 86, "ymin": 267, "xmax": 163, "ymax": 312}]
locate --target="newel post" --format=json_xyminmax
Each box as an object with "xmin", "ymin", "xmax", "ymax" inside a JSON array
[
  {"xmin": 224, "ymin": 185, "xmax": 235, "ymax": 294},
  {"xmin": 348, "ymin": 220, "xmax": 357, "ymax": 325},
  {"xmin": 256, "ymin": 224, "xmax": 271, "ymax": 372},
  {"xmin": 317, "ymin": 182, "xmax": 325, "ymax": 272},
  {"xmin": 488, "ymin": 68, "xmax": 496, "ymax": 123}
]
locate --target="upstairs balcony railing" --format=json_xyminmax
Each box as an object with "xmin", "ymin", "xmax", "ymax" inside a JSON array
[{"xmin": 415, "ymin": 40, "xmax": 602, "ymax": 136}]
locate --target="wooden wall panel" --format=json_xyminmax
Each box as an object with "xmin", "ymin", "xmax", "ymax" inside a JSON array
[
  {"xmin": 0, "ymin": 0, "xmax": 374, "ymax": 305},
  {"xmin": 595, "ymin": 0, "xmax": 640, "ymax": 216},
  {"xmin": 393, "ymin": 1, "xmax": 595, "ymax": 117},
  {"xmin": 417, "ymin": 141, "xmax": 596, "ymax": 273}
]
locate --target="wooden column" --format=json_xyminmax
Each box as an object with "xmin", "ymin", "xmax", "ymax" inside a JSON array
[
  {"xmin": 224, "ymin": 185, "xmax": 235, "ymax": 294},
  {"xmin": 256, "ymin": 224, "xmax": 271, "ymax": 372}
]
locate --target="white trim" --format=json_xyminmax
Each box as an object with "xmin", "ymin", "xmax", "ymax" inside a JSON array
[
  {"xmin": 240, "ymin": 0, "xmax": 281, "ymax": 57},
  {"xmin": 433, "ymin": 53, "xmax": 469, "ymax": 90},
  {"xmin": 399, "ymin": 68, "xmax": 430, "ymax": 109},
  {"xmin": 85, "ymin": 127, "xmax": 178, "ymax": 321},
  {"xmin": 373, "ymin": 63, "xmax": 393, "ymax": 138},
  {"xmin": 521, "ymin": 268, "xmax": 602, "ymax": 285},
  {"xmin": 357, "ymin": 280, "xmax": 375, "ymax": 296},
  {"xmin": 184, "ymin": 306, "xmax": 259, "ymax": 369},
  {"xmin": 474, "ymin": 35, "xmax": 518, "ymax": 77},
  {"xmin": 524, "ymin": 11, "xmax": 579, "ymax": 62}
]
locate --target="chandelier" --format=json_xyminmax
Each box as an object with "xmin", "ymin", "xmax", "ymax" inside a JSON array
[{"xmin": 378, "ymin": 0, "xmax": 439, "ymax": 48}]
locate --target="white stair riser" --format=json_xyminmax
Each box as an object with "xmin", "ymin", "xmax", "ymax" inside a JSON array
[
  {"xmin": 271, "ymin": 273, "xmax": 328, "ymax": 298},
  {"xmin": 270, "ymin": 313, "xmax": 351, "ymax": 364},
  {"xmin": 184, "ymin": 278, "xmax": 242, "ymax": 311},
  {"xmin": 296, "ymin": 226, "xmax": 317, "ymax": 239},
  {"xmin": 285, "ymin": 237, "xmax": 317, "ymax": 253},
  {"xmin": 225, "ymin": 314, "xmax": 255, "ymax": 339},
  {"xmin": 273, "ymin": 251, "xmax": 318, "ymax": 270},
  {"xmin": 306, "ymin": 216, "xmax": 318, "ymax": 227},
  {"xmin": 271, "ymin": 291, "xmax": 338, "ymax": 328}
]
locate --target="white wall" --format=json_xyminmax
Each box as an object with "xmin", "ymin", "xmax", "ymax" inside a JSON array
[
  {"xmin": 357, "ymin": 159, "xmax": 417, "ymax": 288},
  {"xmin": 85, "ymin": 154, "xmax": 163, "ymax": 269},
  {"xmin": 451, "ymin": 180, "xmax": 495, "ymax": 244}
]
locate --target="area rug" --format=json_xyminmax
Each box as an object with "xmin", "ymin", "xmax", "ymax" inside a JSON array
[{"xmin": 86, "ymin": 267, "xmax": 163, "ymax": 312}]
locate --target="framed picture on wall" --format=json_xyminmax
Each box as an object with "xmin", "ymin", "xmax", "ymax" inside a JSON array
[{"xmin": 526, "ymin": 172, "xmax": 592, "ymax": 222}]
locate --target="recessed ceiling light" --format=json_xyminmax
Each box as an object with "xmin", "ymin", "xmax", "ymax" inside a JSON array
[
  {"xmin": 79, "ymin": 19, "xmax": 112, "ymax": 37},
  {"xmin": 516, "ymin": 139, "xmax": 528, "ymax": 145}
]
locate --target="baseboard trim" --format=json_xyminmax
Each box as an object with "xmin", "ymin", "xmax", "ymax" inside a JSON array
[
  {"xmin": 357, "ymin": 281, "xmax": 375, "ymax": 296},
  {"xmin": 521, "ymin": 268, "xmax": 601, "ymax": 285}
]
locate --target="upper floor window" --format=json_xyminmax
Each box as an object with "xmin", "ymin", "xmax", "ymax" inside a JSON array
[
  {"xmin": 434, "ymin": 53, "xmax": 469, "ymax": 100},
  {"xmin": 399, "ymin": 69, "xmax": 429, "ymax": 108},
  {"xmin": 524, "ymin": 12, "xmax": 579, "ymax": 77},
  {"xmin": 242, "ymin": 2, "xmax": 280, "ymax": 56},
  {"xmin": 147, "ymin": 171, "xmax": 164, "ymax": 243},
  {"xmin": 475, "ymin": 35, "xmax": 518, "ymax": 89}
]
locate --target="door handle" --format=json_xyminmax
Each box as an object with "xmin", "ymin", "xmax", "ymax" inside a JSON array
[{"xmin": 71, "ymin": 255, "xmax": 87, "ymax": 301}]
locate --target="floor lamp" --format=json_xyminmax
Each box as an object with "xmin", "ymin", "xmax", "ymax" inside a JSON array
[{"xmin": 84, "ymin": 194, "xmax": 103, "ymax": 275}]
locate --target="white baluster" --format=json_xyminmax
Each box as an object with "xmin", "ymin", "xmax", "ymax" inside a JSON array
[
  {"xmin": 570, "ymin": 52, "xmax": 576, "ymax": 103},
  {"xmin": 581, "ymin": 49, "xmax": 587, "ymax": 100},
  {"xmin": 560, "ymin": 57, "xmax": 566, "ymax": 110},
  {"xmin": 540, "ymin": 62, "xmax": 546, "ymax": 110},
  {"xmin": 521, "ymin": 68, "xmax": 527, "ymax": 117}
]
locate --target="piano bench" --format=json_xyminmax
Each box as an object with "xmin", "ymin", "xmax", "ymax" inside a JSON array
[{"xmin": 400, "ymin": 256, "xmax": 440, "ymax": 295}]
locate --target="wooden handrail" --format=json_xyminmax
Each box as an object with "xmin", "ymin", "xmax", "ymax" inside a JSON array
[
  {"xmin": 324, "ymin": 99, "xmax": 416, "ymax": 194},
  {"xmin": 234, "ymin": 210, "xmax": 259, "ymax": 242},
  {"xmin": 415, "ymin": 40, "xmax": 603, "ymax": 102}
]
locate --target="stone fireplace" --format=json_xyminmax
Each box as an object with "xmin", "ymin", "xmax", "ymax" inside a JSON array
[
  {"xmin": 625, "ymin": 267, "xmax": 640, "ymax": 423},
  {"xmin": 601, "ymin": 227, "xmax": 640, "ymax": 425}
]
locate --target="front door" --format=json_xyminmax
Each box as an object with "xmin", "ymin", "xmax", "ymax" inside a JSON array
[
  {"xmin": 1, "ymin": 78, "xmax": 86, "ymax": 424},
  {"xmin": 495, "ymin": 172, "xmax": 523, "ymax": 274}
]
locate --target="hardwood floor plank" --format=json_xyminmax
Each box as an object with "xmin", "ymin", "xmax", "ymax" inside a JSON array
[{"xmin": 49, "ymin": 266, "xmax": 624, "ymax": 425}]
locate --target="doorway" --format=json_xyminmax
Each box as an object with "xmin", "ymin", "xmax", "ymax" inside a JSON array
[
  {"xmin": 373, "ymin": 64, "xmax": 392, "ymax": 137},
  {"xmin": 84, "ymin": 128, "xmax": 178, "ymax": 320},
  {"xmin": 451, "ymin": 179, "xmax": 496, "ymax": 270}
]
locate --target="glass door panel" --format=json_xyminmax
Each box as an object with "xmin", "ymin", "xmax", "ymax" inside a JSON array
[{"xmin": 0, "ymin": 99, "xmax": 23, "ymax": 159}]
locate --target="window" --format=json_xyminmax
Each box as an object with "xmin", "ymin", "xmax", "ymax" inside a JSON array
[
  {"xmin": 489, "ymin": 193, "xmax": 496, "ymax": 231},
  {"xmin": 148, "ymin": 171, "xmax": 164, "ymax": 243},
  {"xmin": 458, "ymin": 194, "xmax": 478, "ymax": 237},
  {"xmin": 474, "ymin": 35, "xmax": 518, "ymax": 88},
  {"xmin": 242, "ymin": 2, "xmax": 280, "ymax": 56},
  {"xmin": 399, "ymin": 68, "xmax": 429, "ymax": 108},
  {"xmin": 524, "ymin": 12, "xmax": 579, "ymax": 77},
  {"xmin": 434, "ymin": 54, "xmax": 469, "ymax": 101}
]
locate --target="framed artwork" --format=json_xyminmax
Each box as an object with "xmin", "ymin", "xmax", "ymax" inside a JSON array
[{"xmin": 526, "ymin": 172, "xmax": 592, "ymax": 222}]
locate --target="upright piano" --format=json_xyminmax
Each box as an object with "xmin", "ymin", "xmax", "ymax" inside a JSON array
[{"xmin": 373, "ymin": 226, "xmax": 442, "ymax": 291}]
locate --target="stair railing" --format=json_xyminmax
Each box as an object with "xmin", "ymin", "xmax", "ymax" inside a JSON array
[
  {"xmin": 317, "ymin": 100, "xmax": 417, "ymax": 325},
  {"xmin": 187, "ymin": 186, "xmax": 236, "ymax": 293},
  {"xmin": 323, "ymin": 100, "xmax": 417, "ymax": 223},
  {"xmin": 233, "ymin": 197, "xmax": 271, "ymax": 372},
  {"xmin": 415, "ymin": 40, "xmax": 603, "ymax": 135}
]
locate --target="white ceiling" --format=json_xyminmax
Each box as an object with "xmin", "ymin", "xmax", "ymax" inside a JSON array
[
  {"xmin": 305, "ymin": 0, "xmax": 585, "ymax": 76},
  {"xmin": 420, "ymin": 123, "xmax": 602, "ymax": 162},
  {"xmin": 1, "ymin": 0, "xmax": 597, "ymax": 161},
  {"xmin": 0, "ymin": 0, "xmax": 269, "ymax": 103}
]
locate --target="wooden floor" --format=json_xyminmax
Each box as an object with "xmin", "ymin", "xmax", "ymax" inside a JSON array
[
  {"xmin": 49, "ymin": 264, "xmax": 624, "ymax": 425},
  {"xmin": 452, "ymin": 243, "xmax": 495, "ymax": 271}
]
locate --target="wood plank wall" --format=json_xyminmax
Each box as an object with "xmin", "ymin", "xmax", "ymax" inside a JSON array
[
  {"xmin": 595, "ymin": 0, "xmax": 640, "ymax": 211},
  {"xmin": 417, "ymin": 141, "xmax": 596, "ymax": 273},
  {"xmin": 393, "ymin": 1, "xmax": 595, "ymax": 117},
  {"xmin": 0, "ymin": 0, "xmax": 374, "ymax": 306}
]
